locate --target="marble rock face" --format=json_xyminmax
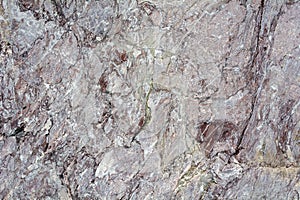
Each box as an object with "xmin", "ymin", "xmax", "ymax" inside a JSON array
[{"xmin": 0, "ymin": 0, "xmax": 299, "ymax": 199}]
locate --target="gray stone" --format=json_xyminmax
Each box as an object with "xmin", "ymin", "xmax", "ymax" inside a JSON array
[{"xmin": 0, "ymin": 0, "xmax": 299, "ymax": 199}]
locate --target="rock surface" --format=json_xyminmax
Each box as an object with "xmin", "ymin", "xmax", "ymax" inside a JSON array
[{"xmin": 0, "ymin": 0, "xmax": 299, "ymax": 199}]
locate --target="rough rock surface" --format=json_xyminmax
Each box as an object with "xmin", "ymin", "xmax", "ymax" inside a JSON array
[{"xmin": 0, "ymin": 0, "xmax": 299, "ymax": 199}]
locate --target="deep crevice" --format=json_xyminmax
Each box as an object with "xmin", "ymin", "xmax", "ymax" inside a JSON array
[{"xmin": 232, "ymin": 0, "xmax": 265, "ymax": 157}]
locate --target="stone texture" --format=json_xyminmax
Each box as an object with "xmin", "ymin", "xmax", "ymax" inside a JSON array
[{"xmin": 0, "ymin": 0, "xmax": 299, "ymax": 199}]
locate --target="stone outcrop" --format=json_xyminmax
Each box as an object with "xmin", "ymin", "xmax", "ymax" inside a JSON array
[{"xmin": 0, "ymin": 0, "xmax": 299, "ymax": 199}]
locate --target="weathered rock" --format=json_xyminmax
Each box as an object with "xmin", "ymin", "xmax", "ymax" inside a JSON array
[{"xmin": 0, "ymin": 0, "xmax": 299, "ymax": 199}]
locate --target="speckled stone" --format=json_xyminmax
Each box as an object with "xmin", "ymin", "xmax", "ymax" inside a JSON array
[{"xmin": 0, "ymin": 0, "xmax": 299, "ymax": 199}]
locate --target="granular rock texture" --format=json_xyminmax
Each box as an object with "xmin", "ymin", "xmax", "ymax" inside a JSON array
[{"xmin": 0, "ymin": 0, "xmax": 299, "ymax": 199}]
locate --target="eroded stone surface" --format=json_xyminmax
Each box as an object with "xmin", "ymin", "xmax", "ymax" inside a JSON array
[{"xmin": 0, "ymin": 0, "xmax": 299, "ymax": 199}]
